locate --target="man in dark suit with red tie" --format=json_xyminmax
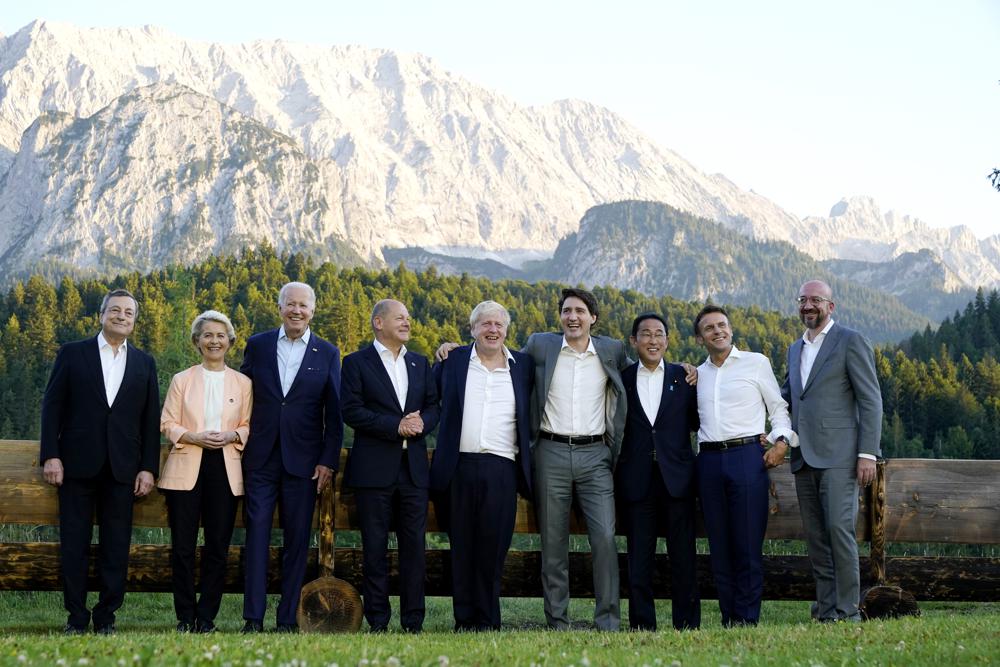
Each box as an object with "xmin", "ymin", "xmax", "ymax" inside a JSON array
[
  {"xmin": 616, "ymin": 312, "xmax": 700, "ymax": 631},
  {"xmin": 342, "ymin": 299, "xmax": 440, "ymax": 633},
  {"xmin": 40, "ymin": 288, "xmax": 161, "ymax": 635},
  {"xmin": 429, "ymin": 300, "xmax": 534, "ymax": 631},
  {"xmin": 240, "ymin": 282, "xmax": 343, "ymax": 633}
]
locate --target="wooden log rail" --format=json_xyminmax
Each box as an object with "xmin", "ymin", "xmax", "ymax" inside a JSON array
[{"xmin": 1, "ymin": 441, "xmax": 998, "ymax": 601}]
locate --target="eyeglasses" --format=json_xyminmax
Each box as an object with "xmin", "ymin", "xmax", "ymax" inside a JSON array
[
  {"xmin": 796, "ymin": 296, "xmax": 832, "ymax": 306},
  {"xmin": 636, "ymin": 331, "xmax": 667, "ymax": 340}
]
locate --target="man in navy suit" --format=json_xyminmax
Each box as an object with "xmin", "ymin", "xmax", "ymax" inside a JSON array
[
  {"xmin": 342, "ymin": 299, "xmax": 440, "ymax": 633},
  {"xmin": 429, "ymin": 300, "xmax": 534, "ymax": 631},
  {"xmin": 240, "ymin": 282, "xmax": 343, "ymax": 633},
  {"xmin": 617, "ymin": 313, "xmax": 700, "ymax": 631},
  {"xmin": 40, "ymin": 288, "xmax": 161, "ymax": 635}
]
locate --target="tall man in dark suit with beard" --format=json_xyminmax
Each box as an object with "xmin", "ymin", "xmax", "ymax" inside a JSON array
[{"xmin": 40, "ymin": 288, "xmax": 161, "ymax": 635}]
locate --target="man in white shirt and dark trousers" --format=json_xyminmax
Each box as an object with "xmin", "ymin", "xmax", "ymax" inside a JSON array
[
  {"xmin": 782, "ymin": 280, "xmax": 882, "ymax": 623},
  {"xmin": 429, "ymin": 301, "xmax": 534, "ymax": 631},
  {"xmin": 693, "ymin": 305, "xmax": 795, "ymax": 627},
  {"xmin": 342, "ymin": 299, "xmax": 440, "ymax": 633}
]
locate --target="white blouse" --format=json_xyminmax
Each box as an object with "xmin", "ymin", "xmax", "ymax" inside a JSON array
[{"xmin": 202, "ymin": 368, "xmax": 226, "ymax": 432}]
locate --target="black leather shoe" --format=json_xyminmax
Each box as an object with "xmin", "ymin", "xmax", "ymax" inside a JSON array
[
  {"xmin": 93, "ymin": 623, "xmax": 116, "ymax": 635},
  {"xmin": 274, "ymin": 623, "xmax": 299, "ymax": 633},
  {"xmin": 241, "ymin": 620, "xmax": 265, "ymax": 634},
  {"xmin": 63, "ymin": 623, "xmax": 87, "ymax": 636},
  {"xmin": 176, "ymin": 621, "xmax": 195, "ymax": 633},
  {"xmin": 194, "ymin": 619, "xmax": 217, "ymax": 634}
]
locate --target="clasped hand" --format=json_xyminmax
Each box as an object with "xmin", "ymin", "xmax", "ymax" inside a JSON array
[
  {"xmin": 398, "ymin": 411, "xmax": 424, "ymax": 437},
  {"xmin": 184, "ymin": 430, "xmax": 235, "ymax": 449}
]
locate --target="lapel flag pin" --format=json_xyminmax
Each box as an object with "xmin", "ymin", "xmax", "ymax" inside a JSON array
[{"xmin": 312, "ymin": 348, "xmax": 318, "ymax": 352}]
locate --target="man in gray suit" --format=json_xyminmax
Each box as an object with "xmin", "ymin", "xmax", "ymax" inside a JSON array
[
  {"xmin": 781, "ymin": 280, "xmax": 882, "ymax": 622},
  {"xmin": 524, "ymin": 288, "xmax": 630, "ymax": 631}
]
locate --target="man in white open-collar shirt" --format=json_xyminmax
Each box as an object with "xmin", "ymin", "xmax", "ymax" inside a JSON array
[{"xmin": 693, "ymin": 304, "xmax": 796, "ymax": 627}]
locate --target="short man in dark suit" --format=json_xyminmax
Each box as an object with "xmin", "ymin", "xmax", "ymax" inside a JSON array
[
  {"xmin": 40, "ymin": 288, "xmax": 161, "ymax": 635},
  {"xmin": 240, "ymin": 282, "xmax": 343, "ymax": 633},
  {"xmin": 429, "ymin": 300, "xmax": 534, "ymax": 631},
  {"xmin": 617, "ymin": 312, "xmax": 700, "ymax": 631},
  {"xmin": 782, "ymin": 280, "xmax": 882, "ymax": 622},
  {"xmin": 342, "ymin": 299, "xmax": 440, "ymax": 633}
]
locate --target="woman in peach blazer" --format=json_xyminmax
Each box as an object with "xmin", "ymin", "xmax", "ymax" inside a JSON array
[{"xmin": 158, "ymin": 310, "xmax": 252, "ymax": 633}]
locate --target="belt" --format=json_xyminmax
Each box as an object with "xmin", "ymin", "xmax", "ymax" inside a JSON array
[
  {"xmin": 539, "ymin": 431, "xmax": 604, "ymax": 445},
  {"xmin": 699, "ymin": 435, "xmax": 761, "ymax": 452}
]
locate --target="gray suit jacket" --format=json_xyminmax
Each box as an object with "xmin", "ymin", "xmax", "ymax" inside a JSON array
[
  {"xmin": 782, "ymin": 323, "xmax": 883, "ymax": 471},
  {"xmin": 522, "ymin": 332, "xmax": 630, "ymax": 462}
]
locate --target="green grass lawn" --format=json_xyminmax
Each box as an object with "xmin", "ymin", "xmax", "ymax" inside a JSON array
[{"xmin": 0, "ymin": 593, "xmax": 997, "ymax": 666}]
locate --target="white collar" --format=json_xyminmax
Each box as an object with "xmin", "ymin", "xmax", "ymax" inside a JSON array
[
  {"xmin": 703, "ymin": 345, "xmax": 743, "ymax": 368},
  {"xmin": 803, "ymin": 318, "xmax": 835, "ymax": 344},
  {"xmin": 560, "ymin": 335, "xmax": 597, "ymax": 355},
  {"xmin": 471, "ymin": 342, "xmax": 515, "ymax": 366},
  {"xmin": 97, "ymin": 331, "xmax": 127, "ymax": 351},
  {"xmin": 373, "ymin": 338, "xmax": 407, "ymax": 359},
  {"xmin": 278, "ymin": 325, "xmax": 311, "ymax": 344},
  {"xmin": 637, "ymin": 359, "xmax": 665, "ymax": 374}
]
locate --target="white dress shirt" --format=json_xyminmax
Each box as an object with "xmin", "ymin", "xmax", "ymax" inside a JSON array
[
  {"xmin": 276, "ymin": 326, "xmax": 311, "ymax": 397},
  {"xmin": 636, "ymin": 360, "xmax": 665, "ymax": 425},
  {"xmin": 800, "ymin": 318, "xmax": 835, "ymax": 384},
  {"xmin": 800, "ymin": 319, "xmax": 875, "ymax": 461},
  {"xmin": 97, "ymin": 331, "xmax": 127, "ymax": 406},
  {"xmin": 459, "ymin": 345, "xmax": 518, "ymax": 460},
  {"xmin": 540, "ymin": 336, "xmax": 607, "ymax": 436},
  {"xmin": 202, "ymin": 367, "xmax": 226, "ymax": 432},
  {"xmin": 373, "ymin": 339, "xmax": 409, "ymax": 409},
  {"xmin": 696, "ymin": 346, "xmax": 797, "ymax": 447}
]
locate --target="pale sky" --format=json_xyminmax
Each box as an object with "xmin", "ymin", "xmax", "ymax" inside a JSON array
[{"xmin": 3, "ymin": 0, "xmax": 999, "ymax": 238}]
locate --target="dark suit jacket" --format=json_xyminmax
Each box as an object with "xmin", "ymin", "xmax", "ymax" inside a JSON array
[
  {"xmin": 40, "ymin": 336, "xmax": 160, "ymax": 483},
  {"xmin": 782, "ymin": 323, "xmax": 882, "ymax": 472},
  {"xmin": 616, "ymin": 361, "xmax": 699, "ymax": 502},
  {"xmin": 341, "ymin": 344, "xmax": 440, "ymax": 489},
  {"xmin": 429, "ymin": 345, "xmax": 535, "ymax": 499},
  {"xmin": 240, "ymin": 329, "xmax": 343, "ymax": 477}
]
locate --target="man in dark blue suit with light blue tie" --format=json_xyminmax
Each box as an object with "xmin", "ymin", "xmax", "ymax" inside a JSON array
[
  {"xmin": 429, "ymin": 300, "xmax": 534, "ymax": 631},
  {"xmin": 617, "ymin": 313, "xmax": 700, "ymax": 631},
  {"xmin": 240, "ymin": 282, "xmax": 343, "ymax": 633},
  {"xmin": 342, "ymin": 299, "xmax": 440, "ymax": 633}
]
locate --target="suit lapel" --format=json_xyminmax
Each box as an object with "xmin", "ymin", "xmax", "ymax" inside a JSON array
[
  {"xmin": 652, "ymin": 365, "xmax": 674, "ymax": 426},
  {"xmin": 802, "ymin": 325, "xmax": 842, "ymax": 395},
  {"xmin": 285, "ymin": 335, "xmax": 320, "ymax": 398},
  {"xmin": 365, "ymin": 345, "xmax": 401, "ymax": 411},
  {"xmin": 111, "ymin": 344, "xmax": 141, "ymax": 408},
  {"xmin": 402, "ymin": 351, "xmax": 420, "ymax": 413},
  {"xmin": 789, "ymin": 339, "xmax": 804, "ymax": 397},
  {"xmin": 542, "ymin": 335, "xmax": 561, "ymax": 401},
  {"xmin": 267, "ymin": 330, "xmax": 282, "ymax": 395},
  {"xmin": 455, "ymin": 346, "xmax": 472, "ymax": 413},
  {"xmin": 84, "ymin": 336, "xmax": 110, "ymax": 408}
]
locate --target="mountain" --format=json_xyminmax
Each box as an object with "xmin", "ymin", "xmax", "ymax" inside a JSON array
[
  {"xmin": 0, "ymin": 83, "xmax": 361, "ymax": 279},
  {"xmin": 803, "ymin": 197, "xmax": 1000, "ymax": 289},
  {"xmin": 0, "ymin": 19, "xmax": 811, "ymax": 271},
  {"xmin": 821, "ymin": 249, "xmax": 976, "ymax": 323}
]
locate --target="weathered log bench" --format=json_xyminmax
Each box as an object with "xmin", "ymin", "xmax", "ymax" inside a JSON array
[{"xmin": 1, "ymin": 440, "xmax": 998, "ymax": 606}]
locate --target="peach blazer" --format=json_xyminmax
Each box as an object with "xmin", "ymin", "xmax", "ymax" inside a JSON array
[{"xmin": 157, "ymin": 365, "xmax": 252, "ymax": 495}]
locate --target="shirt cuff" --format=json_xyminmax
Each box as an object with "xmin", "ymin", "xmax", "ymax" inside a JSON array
[
  {"xmin": 858, "ymin": 453, "xmax": 877, "ymax": 461},
  {"xmin": 766, "ymin": 429, "xmax": 799, "ymax": 448}
]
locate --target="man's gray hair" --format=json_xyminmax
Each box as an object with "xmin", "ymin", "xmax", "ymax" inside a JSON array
[
  {"xmin": 278, "ymin": 282, "xmax": 316, "ymax": 307},
  {"xmin": 370, "ymin": 299, "xmax": 397, "ymax": 329},
  {"xmin": 469, "ymin": 300, "xmax": 510, "ymax": 329},
  {"xmin": 99, "ymin": 288, "xmax": 139, "ymax": 317},
  {"xmin": 191, "ymin": 310, "xmax": 237, "ymax": 346}
]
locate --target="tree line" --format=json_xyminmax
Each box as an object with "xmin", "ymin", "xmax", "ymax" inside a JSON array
[{"xmin": 1, "ymin": 245, "xmax": 996, "ymax": 460}]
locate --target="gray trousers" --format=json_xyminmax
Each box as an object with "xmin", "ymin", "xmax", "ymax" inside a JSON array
[
  {"xmin": 533, "ymin": 437, "xmax": 620, "ymax": 631},
  {"xmin": 794, "ymin": 465, "xmax": 862, "ymax": 621}
]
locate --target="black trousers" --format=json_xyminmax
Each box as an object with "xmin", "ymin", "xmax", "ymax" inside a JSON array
[
  {"xmin": 621, "ymin": 471, "xmax": 701, "ymax": 630},
  {"xmin": 163, "ymin": 449, "xmax": 239, "ymax": 625},
  {"xmin": 354, "ymin": 451, "xmax": 427, "ymax": 631},
  {"xmin": 448, "ymin": 453, "xmax": 518, "ymax": 631},
  {"xmin": 58, "ymin": 463, "xmax": 135, "ymax": 629}
]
